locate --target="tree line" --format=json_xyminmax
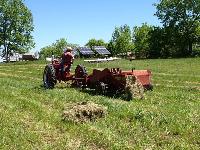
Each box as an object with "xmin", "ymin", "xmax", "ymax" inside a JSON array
[
  {"xmin": 1, "ymin": 0, "xmax": 200, "ymax": 61},
  {"xmin": 38, "ymin": 0, "xmax": 200, "ymax": 59},
  {"xmin": 108, "ymin": 0, "xmax": 200, "ymax": 58}
]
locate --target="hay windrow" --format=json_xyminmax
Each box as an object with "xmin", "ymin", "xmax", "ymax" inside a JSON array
[{"xmin": 62, "ymin": 101, "xmax": 107, "ymax": 123}]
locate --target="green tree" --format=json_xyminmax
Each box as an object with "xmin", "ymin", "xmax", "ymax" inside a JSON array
[
  {"xmin": 40, "ymin": 38, "xmax": 67, "ymax": 59},
  {"xmin": 0, "ymin": 0, "xmax": 34, "ymax": 62},
  {"xmin": 40, "ymin": 38, "xmax": 78, "ymax": 59},
  {"xmin": 39, "ymin": 45, "xmax": 54, "ymax": 59},
  {"xmin": 109, "ymin": 24, "xmax": 133, "ymax": 55},
  {"xmin": 148, "ymin": 26, "xmax": 176, "ymax": 58},
  {"xmin": 133, "ymin": 23, "xmax": 153, "ymax": 58},
  {"xmin": 52, "ymin": 38, "xmax": 68, "ymax": 57},
  {"xmin": 85, "ymin": 38, "xmax": 107, "ymax": 49},
  {"xmin": 192, "ymin": 25, "xmax": 200, "ymax": 56},
  {"xmin": 155, "ymin": 0, "xmax": 200, "ymax": 56}
]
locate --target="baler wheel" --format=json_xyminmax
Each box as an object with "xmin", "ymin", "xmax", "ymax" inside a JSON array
[
  {"xmin": 43, "ymin": 64, "xmax": 57, "ymax": 89},
  {"xmin": 144, "ymin": 84, "xmax": 153, "ymax": 91},
  {"xmin": 124, "ymin": 75, "xmax": 144, "ymax": 100},
  {"xmin": 96, "ymin": 82, "xmax": 107, "ymax": 95},
  {"xmin": 73, "ymin": 65, "xmax": 88, "ymax": 88}
]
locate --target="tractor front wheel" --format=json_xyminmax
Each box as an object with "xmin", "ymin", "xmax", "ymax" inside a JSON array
[{"xmin": 43, "ymin": 64, "xmax": 57, "ymax": 89}]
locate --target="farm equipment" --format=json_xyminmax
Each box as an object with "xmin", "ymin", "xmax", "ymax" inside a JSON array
[{"xmin": 43, "ymin": 59, "xmax": 153, "ymax": 100}]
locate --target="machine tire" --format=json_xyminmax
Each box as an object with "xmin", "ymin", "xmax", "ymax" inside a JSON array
[
  {"xmin": 75, "ymin": 65, "xmax": 87, "ymax": 77},
  {"xmin": 43, "ymin": 64, "xmax": 57, "ymax": 89},
  {"xmin": 73, "ymin": 65, "xmax": 88, "ymax": 88},
  {"xmin": 96, "ymin": 82, "xmax": 107, "ymax": 95},
  {"xmin": 145, "ymin": 84, "xmax": 153, "ymax": 91},
  {"xmin": 124, "ymin": 75, "xmax": 144, "ymax": 100}
]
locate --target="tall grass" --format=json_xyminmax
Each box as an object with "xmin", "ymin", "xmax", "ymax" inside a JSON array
[{"xmin": 0, "ymin": 58, "xmax": 200, "ymax": 149}]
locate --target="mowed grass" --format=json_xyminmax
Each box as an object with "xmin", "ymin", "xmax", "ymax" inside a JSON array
[{"xmin": 0, "ymin": 58, "xmax": 200, "ymax": 150}]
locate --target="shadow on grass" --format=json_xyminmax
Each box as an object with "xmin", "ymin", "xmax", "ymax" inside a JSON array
[
  {"xmin": 33, "ymin": 83, "xmax": 131, "ymax": 101},
  {"xmin": 77, "ymin": 88, "xmax": 131, "ymax": 101},
  {"xmin": 33, "ymin": 83, "xmax": 71, "ymax": 90}
]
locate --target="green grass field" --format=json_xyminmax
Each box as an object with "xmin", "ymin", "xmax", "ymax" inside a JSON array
[{"xmin": 0, "ymin": 58, "xmax": 200, "ymax": 150}]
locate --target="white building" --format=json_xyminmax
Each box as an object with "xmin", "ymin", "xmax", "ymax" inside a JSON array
[
  {"xmin": 22, "ymin": 52, "xmax": 39, "ymax": 61},
  {"xmin": 0, "ymin": 50, "xmax": 39, "ymax": 62}
]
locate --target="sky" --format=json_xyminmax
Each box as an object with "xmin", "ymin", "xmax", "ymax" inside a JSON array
[{"xmin": 24, "ymin": 0, "xmax": 161, "ymax": 52}]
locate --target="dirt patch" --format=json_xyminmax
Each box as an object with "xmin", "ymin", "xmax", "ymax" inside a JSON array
[{"xmin": 62, "ymin": 101, "xmax": 107, "ymax": 123}]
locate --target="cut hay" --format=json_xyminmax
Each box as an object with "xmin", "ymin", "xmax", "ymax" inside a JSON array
[
  {"xmin": 124, "ymin": 75, "xmax": 144, "ymax": 100},
  {"xmin": 62, "ymin": 101, "xmax": 107, "ymax": 123}
]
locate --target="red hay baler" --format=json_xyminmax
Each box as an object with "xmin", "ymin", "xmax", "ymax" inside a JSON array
[{"xmin": 43, "ymin": 60, "xmax": 153, "ymax": 100}]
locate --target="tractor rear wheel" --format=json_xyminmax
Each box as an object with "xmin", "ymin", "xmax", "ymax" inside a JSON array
[
  {"xmin": 43, "ymin": 64, "xmax": 57, "ymax": 89},
  {"xmin": 124, "ymin": 75, "xmax": 144, "ymax": 100}
]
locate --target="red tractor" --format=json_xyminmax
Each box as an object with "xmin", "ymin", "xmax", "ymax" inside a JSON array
[
  {"xmin": 43, "ymin": 59, "xmax": 73, "ymax": 89},
  {"xmin": 43, "ymin": 59, "xmax": 153, "ymax": 100}
]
